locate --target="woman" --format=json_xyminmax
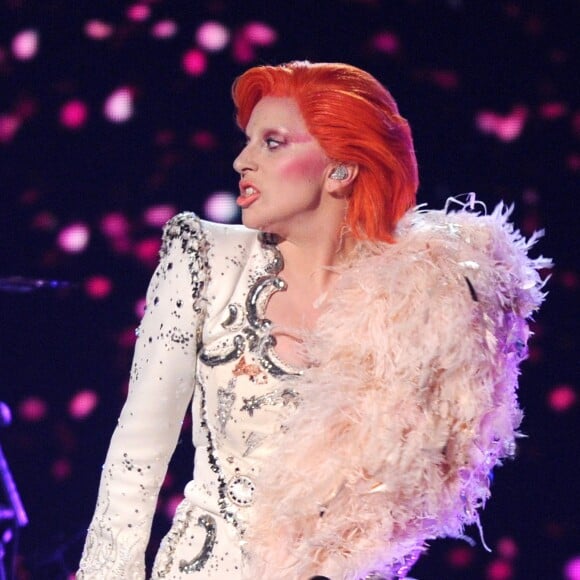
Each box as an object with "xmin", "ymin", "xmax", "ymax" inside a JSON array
[{"xmin": 77, "ymin": 62, "xmax": 548, "ymax": 579}]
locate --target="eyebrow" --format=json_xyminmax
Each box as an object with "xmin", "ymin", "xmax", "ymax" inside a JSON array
[{"xmin": 244, "ymin": 127, "xmax": 313, "ymax": 145}]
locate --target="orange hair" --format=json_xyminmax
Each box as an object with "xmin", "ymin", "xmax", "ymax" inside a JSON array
[{"xmin": 231, "ymin": 61, "xmax": 418, "ymax": 242}]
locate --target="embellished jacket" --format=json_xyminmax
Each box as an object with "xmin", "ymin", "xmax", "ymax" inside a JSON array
[{"xmin": 78, "ymin": 196, "xmax": 549, "ymax": 580}]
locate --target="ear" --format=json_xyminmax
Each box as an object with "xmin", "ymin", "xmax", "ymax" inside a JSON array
[{"xmin": 325, "ymin": 162, "xmax": 359, "ymax": 196}]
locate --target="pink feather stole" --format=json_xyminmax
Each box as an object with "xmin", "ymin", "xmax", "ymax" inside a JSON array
[{"xmin": 244, "ymin": 197, "xmax": 551, "ymax": 580}]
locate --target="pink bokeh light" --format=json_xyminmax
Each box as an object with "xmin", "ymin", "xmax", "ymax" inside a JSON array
[
  {"xmin": 232, "ymin": 22, "xmax": 277, "ymax": 63},
  {"xmin": 372, "ymin": 31, "xmax": 400, "ymax": 55},
  {"xmin": 19, "ymin": 396, "xmax": 48, "ymax": 422},
  {"xmin": 51, "ymin": 458, "xmax": 72, "ymax": 481},
  {"xmin": 104, "ymin": 87, "xmax": 134, "ymax": 123},
  {"xmin": 476, "ymin": 106, "xmax": 528, "ymax": 142},
  {"xmin": 118, "ymin": 327, "xmax": 137, "ymax": 350},
  {"xmin": 134, "ymin": 297, "xmax": 146, "ymax": 319},
  {"xmin": 496, "ymin": 536, "xmax": 518, "ymax": 560},
  {"xmin": 12, "ymin": 29, "xmax": 39, "ymax": 61},
  {"xmin": 30, "ymin": 211, "xmax": 58, "ymax": 232},
  {"xmin": 548, "ymin": 384, "xmax": 577, "ymax": 412},
  {"xmin": 57, "ymin": 222, "xmax": 90, "ymax": 253},
  {"xmin": 151, "ymin": 20, "xmax": 178, "ymax": 39},
  {"xmin": 204, "ymin": 192, "xmax": 239, "ymax": 223},
  {"xmin": 0, "ymin": 114, "xmax": 21, "ymax": 143},
  {"xmin": 100, "ymin": 212, "xmax": 130, "ymax": 240},
  {"xmin": 564, "ymin": 556, "xmax": 580, "ymax": 580},
  {"xmin": 196, "ymin": 21, "xmax": 230, "ymax": 52},
  {"xmin": 69, "ymin": 390, "xmax": 99, "ymax": 420},
  {"xmin": 59, "ymin": 99, "xmax": 89, "ymax": 130},
  {"xmin": 429, "ymin": 69, "xmax": 460, "ymax": 90},
  {"xmin": 567, "ymin": 153, "xmax": 580, "ymax": 172},
  {"xmin": 560, "ymin": 270, "xmax": 579, "ymax": 290},
  {"xmin": 243, "ymin": 22, "xmax": 277, "ymax": 46},
  {"xmin": 446, "ymin": 545, "xmax": 474, "ymax": 568},
  {"xmin": 486, "ymin": 559, "xmax": 513, "ymax": 580},
  {"xmin": 134, "ymin": 237, "xmax": 161, "ymax": 266},
  {"xmin": 538, "ymin": 101, "xmax": 568, "ymax": 120},
  {"xmin": 191, "ymin": 130, "xmax": 217, "ymax": 151},
  {"xmin": 182, "ymin": 49, "xmax": 207, "ymax": 76},
  {"xmin": 164, "ymin": 493, "xmax": 184, "ymax": 519},
  {"xmin": 84, "ymin": 20, "xmax": 114, "ymax": 40},
  {"xmin": 85, "ymin": 275, "xmax": 113, "ymax": 299},
  {"xmin": 143, "ymin": 204, "xmax": 176, "ymax": 227},
  {"xmin": 127, "ymin": 4, "xmax": 151, "ymax": 22}
]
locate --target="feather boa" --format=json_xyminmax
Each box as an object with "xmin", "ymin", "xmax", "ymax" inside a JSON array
[{"xmin": 244, "ymin": 196, "xmax": 551, "ymax": 580}]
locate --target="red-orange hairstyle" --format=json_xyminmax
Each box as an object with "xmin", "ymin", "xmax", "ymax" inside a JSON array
[{"xmin": 232, "ymin": 61, "xmax": 419, "ymax": 242}]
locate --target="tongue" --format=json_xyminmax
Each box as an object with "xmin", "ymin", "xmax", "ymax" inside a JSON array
[{"xmin": 236, "ymin": 192, "xmax": 260, "ymax": 208}]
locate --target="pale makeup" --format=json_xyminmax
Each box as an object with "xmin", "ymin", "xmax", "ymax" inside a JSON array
[{"xmin": 233, "ymin": 96, "xmax": 333, "ymax": 238}]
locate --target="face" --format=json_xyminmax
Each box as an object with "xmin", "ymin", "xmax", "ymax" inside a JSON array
[{"xmin": 233, "ymin": 96, "xmax": 332, "ymax": 235}]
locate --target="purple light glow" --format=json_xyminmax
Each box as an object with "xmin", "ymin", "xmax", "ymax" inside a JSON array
[
  {"xmin": 57, "ymin": 222, "xmax": 91, "ymax": 253},
  {"xmin": 204, "ymin": 192, "xmax": 239, "ymax": 223},
  {"xmin": 12, "ymin": 29, "xmax": 39, "ymax": 61},
  {"xmin": 196, "ymin": 21, "xmax": 230, "ymax": 52},
  {"xmin": 104, "ymin": 87, "xmax": 135, "ymax": 123},
  {"xmin": 564, "ymin": 556, "xmax": 580, "ymax": 580}
]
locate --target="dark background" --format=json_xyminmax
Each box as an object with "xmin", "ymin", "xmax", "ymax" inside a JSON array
[{"xmin": 0, "ymin": 1, "xmax": 578, "ymax": 578}]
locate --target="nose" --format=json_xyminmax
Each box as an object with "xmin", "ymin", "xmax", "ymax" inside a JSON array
[{"xmin": 233, "ymin": 142, "xmax": 256, "ymax": 175}]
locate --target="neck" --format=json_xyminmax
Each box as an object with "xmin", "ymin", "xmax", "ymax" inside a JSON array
[{"xmin": 276, "ymin": 226, "xmax": 354, "ymax": 294}]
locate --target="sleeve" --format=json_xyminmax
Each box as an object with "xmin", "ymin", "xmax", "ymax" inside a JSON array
[
  {"xmin": 77, "ymin": 212, "xmax": 209, "ymax": 580},
  {"xmin": 245, "ymin": 202, "xmax": 551, "ymax": 580}
]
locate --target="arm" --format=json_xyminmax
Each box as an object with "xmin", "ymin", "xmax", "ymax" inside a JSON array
[{"xmin": 77, "ymin": 213, "xmax": 208, "ymax": 579}]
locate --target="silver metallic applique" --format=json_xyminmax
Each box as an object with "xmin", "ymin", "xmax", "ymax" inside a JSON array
[
  {"xmin": 178, "ymin": 514, "xmax": 217, "ymax": 573},
  {"xmin": 154, "ymin": 503, "xmax": 194, "ymax": 578},
  {"xmin": 161, "ymin": 213, "xmax": 210, "ymax": 317},
  {"xmin": 199, "ymin": 233, "xmax": 299, "ymax": 377},
  {"xmin": 221, "ymin": 303, "xmax": 242, "ymax": 329},
  {"xmin": 226, "ymin": 475, "xmax": 256, "ymax": 507},
  {"xmin": 240, "ymin": 387, "xmax": 299, "ymax": 416},
  {"xmin": 217, "ymin": 379, "xmax": 237, "ymax": 435},
  {"xmin": 243, "ymin": 431, "xmax": 266, "ymax": 457}
]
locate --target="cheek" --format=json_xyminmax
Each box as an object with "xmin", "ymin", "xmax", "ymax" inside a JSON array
[{"xmin": 278, "ymin": 154, "xmax": 326, "ymax": 182}]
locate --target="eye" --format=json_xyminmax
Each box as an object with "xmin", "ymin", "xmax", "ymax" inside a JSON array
[{"xmin": 265, "ymin": 137, "xmax": 282, "ymax": 150}]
